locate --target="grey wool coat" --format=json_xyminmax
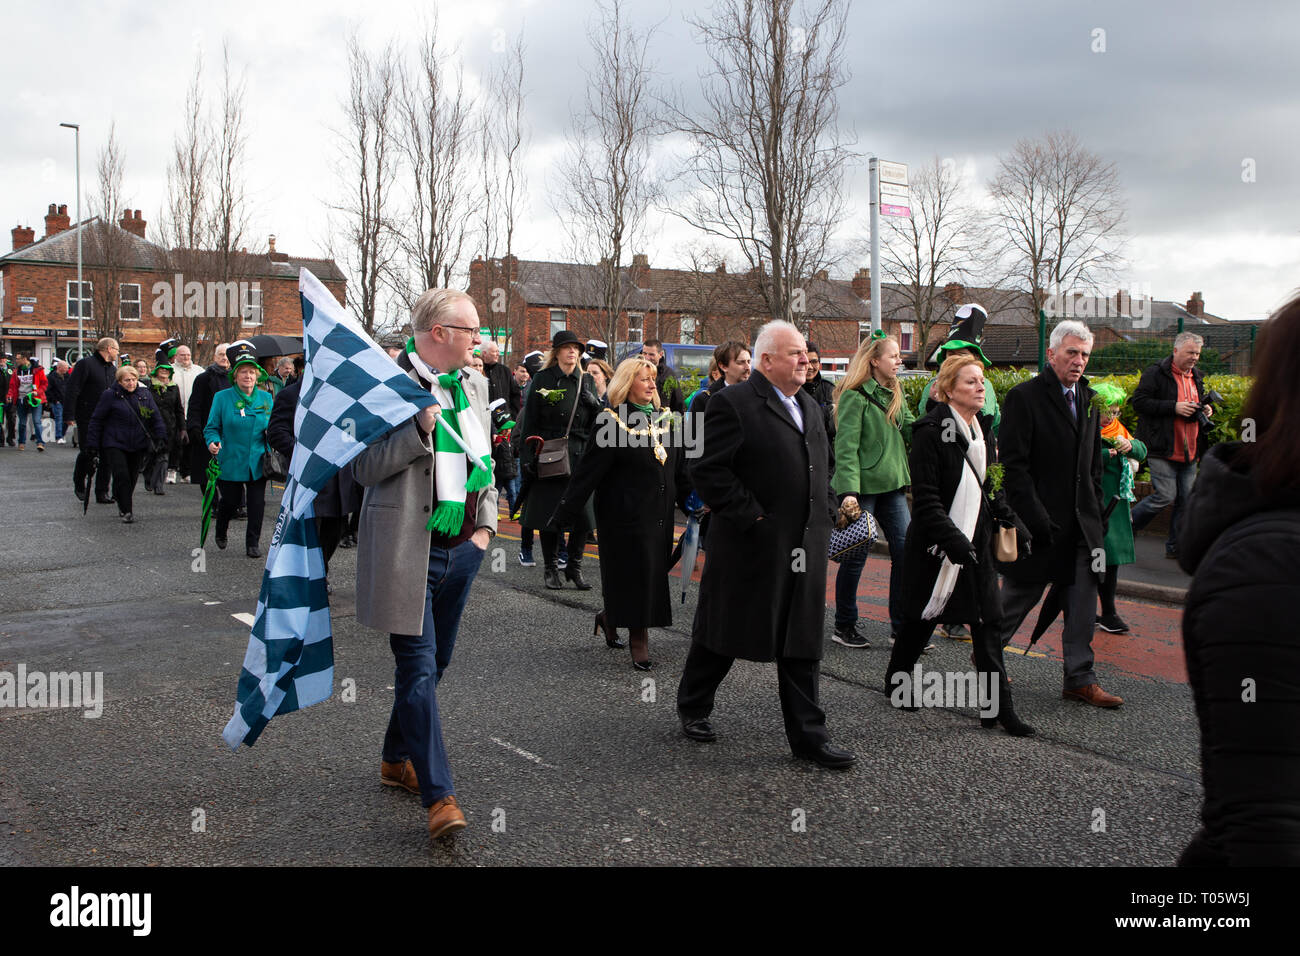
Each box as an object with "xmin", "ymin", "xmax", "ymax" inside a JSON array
[{"xmin": 353, "ymin": 365, "xmax": 498, "ymax": 636}]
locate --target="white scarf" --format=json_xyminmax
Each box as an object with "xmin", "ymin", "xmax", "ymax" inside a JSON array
[{"xmin": 921, "ymin": 415, "xmax": 985, "ymax": 620}]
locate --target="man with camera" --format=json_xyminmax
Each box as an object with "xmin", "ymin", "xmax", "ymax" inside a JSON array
[{"xmin": 1130, "ymin": 332, "xmax": 1215, "ymax": 560}]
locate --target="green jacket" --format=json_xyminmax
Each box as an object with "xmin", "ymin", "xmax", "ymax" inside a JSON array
[
  {"xmin": 832, "ymin": 378, "xmax": 914, "ymax": 497},
  {"xmin": 1101, "ymin": 435, "xmax": 1147, "ymax": 566},
  {"xmin": 204, "ymin": 386, "xmax": 273, "ymax": 482},
  {"xmin": 918, "ymin": 375, "xmax": 1001, "ymax": 435}
]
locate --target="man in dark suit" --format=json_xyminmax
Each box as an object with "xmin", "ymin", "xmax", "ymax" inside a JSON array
[
  {"xmin": 677, "ymin": 320, "xmax": 853, "ymax": 768},
  {"xmin": 995, "ymin": 320, "xmax": 1121, "ymax": 707}
]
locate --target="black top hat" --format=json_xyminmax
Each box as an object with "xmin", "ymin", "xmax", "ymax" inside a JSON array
[
  {"xmin": 225, "ymin": 340, "xmax": 264, "ymax": 380},
  {"xmin": 939, "ymin": 304, "xmax": 991, "ymax": 367},
  {"xmin": 550, "ymin": 329, "xmax": 586, "ymax": 351},
  {"xmin": 155, "ymin": 337, "xmax": 182, "ymax": 365}
]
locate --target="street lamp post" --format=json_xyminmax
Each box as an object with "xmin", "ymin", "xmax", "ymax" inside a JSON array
[{"xmin": 59, "ymin": 122, "xmax": 81, "ymax": 361}]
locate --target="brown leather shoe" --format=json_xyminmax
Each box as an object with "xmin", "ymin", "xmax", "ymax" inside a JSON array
[
  {"xmin": 380, "ymin": 759, "xmax": 419, "ymax": 795},
  {"xmin": 1063, "ymin": 683, "xmax": 1123, "ymax": 708},
  {"xmin": 427, "ymin": 795, "xmax": 467, "ymax": 839}
]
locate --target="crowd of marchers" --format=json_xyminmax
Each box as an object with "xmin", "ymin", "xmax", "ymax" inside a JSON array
[{"xmin": 16, "ymin": 289, "xmax": 1298, "ymax": 864}]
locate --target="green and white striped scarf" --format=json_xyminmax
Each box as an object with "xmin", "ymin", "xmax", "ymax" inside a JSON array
[{"xmin": 406, "ymin": 339, "xmax": 493, "ymax": 533}]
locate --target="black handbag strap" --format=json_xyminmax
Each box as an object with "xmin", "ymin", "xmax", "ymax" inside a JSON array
[
  {"xmin": 857, "ymin": 384, "xmax": 902, "ymax": 430},
  {"xmin": 560, "ymin": 367, "xmax": 584, "ymax": 439}
]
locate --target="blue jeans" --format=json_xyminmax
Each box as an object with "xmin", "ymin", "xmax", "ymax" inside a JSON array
[
  {"xmin": 383, "ymin": 539, "xmax": 486, "ymax": 806},
  {"xmin": 15, "ymin": 402, "xmax": 42, "ymax": 444},
  {"xmin": 833, "ymin": 489, "xmax": 910, "ymax": 637},
  {"xmin": 49, "ymin": 402, "xmax": 64, "ymax": 439},
  {"xmin": 1130, "ymin": 457, "xmax": 1197, "ymax": 554}
]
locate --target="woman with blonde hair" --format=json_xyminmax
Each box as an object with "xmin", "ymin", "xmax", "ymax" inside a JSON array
[
  {"xmin": 830, "ymin": 331, "xmax": 915, "ymax": 648},
  {"xmin": 552, "ymin": 357, "xmax": 690, "ymax": 669}
]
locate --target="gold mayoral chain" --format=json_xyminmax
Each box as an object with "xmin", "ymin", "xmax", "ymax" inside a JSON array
[{"xmin": 612, "ymin": 408, "xmax": 673, "ymax": 465}]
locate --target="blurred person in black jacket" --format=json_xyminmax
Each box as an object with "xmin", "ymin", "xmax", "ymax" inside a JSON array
[
  {"xmin": 1177, "ymin": 295, "xmax": 1300, "ymax": 866},
  {"xmin": 65, "ymin": 337, "xmax": 119, "ymax": 502}
]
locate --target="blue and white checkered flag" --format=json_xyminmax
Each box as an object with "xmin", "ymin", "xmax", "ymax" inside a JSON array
[{"xmin": 222, "ymin": 268, "xmax": 437, "ymax": 750}]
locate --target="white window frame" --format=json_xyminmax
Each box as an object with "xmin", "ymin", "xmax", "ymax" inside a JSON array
[
  {"xmin": 899, "ymin": 322, "xmax": 914, "ymax": 352},
  {"xmin": 549, "ymin": 308, "xmax": 567, "ymax": 338},
  {"xmin": 67, "ymin": 280, "xmax": 93, "ymax": 319},
  {"xmin": 120, "ymin": 282, "xmax": 142, "ymax": 321},
  {"xmin": 678, "ymin": 315, "xmax": 696, "ymax": 345},
  {"xmin": 242, "ymin": 285, "xmax": 264, "ymax": 327},
  {"xmin": 858, "ymin": 320, "xmax": 871, "ymax": 343},
  {"xmin": 627, "ymin": 312, "xmax": 644, "ymax": 344}
]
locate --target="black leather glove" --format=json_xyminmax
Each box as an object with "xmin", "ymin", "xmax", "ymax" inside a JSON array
[{"xmin": 942, "ymin": 535, "xmax": 979, "ymax": 567}]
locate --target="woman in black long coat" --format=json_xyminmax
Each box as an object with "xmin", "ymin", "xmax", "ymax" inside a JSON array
[
  {"xmin": 885, "ymin": 354, "xmax": 1034, "ymax": 736},
  {"xmin": 86, "ymin": 365, "xmax": 168, "ymax": 523},
  {"xmin": 145, "ymin": 364, "xmax": 184, "ymax": 493},
  {"xmin": 552, "ymin": 358, "xmax": 690, "ymax": 669},
  {"xmin": 518, "ymin": 330, "xmax": 603, "ymax": 590}
]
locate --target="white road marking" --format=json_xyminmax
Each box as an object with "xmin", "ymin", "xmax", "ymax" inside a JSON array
[
  {"xmin": 231, "ymin": 612, "xmax": 256, "ymax": 627},
  {"xmin": 204, "ymin": 601, "xmax": 221, "ymax": 606},
  {"xmin": 488, "ymin": 736, "xmax": 557, "ymax": 770}
]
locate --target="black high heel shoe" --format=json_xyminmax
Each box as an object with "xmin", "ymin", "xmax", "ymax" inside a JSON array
[
  {"xmin": 594, "ymin": 611, "xmax": 626, "ymax": 649},
  {"xmin": 629, "ymin": 629, "xmax": 653, "ymax": 671},
  {"xmin": 981, "ymin": 711, "xmax": 1036, "ymax": 737}
]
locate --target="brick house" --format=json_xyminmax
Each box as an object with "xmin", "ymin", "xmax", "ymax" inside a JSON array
[{"xmin": 1, "ymin": 202, "xmax": 346, "ymax": 367}]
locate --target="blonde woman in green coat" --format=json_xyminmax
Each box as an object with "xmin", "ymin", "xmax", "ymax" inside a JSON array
[
  {"xmin": 1095, "ymin": 383, "xmax": 1147, "ymax": 634},
  {"xmin": 830, "ymin": 332, "xmax": 915, "ymax": 648}
]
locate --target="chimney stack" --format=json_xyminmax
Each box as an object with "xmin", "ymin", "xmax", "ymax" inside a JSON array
[
  {"xmin": 1186, "ymin": 291, "xmax": 1204, "ymax": 318},
  {"xmin": 631, "ymin": 253, "xmax": 649, "ymax": 285},
  {"xmin": 851, "ymin": 267, "xmax": 870, "ymax": 299},
  {"xmin": 11, "ymin": 224, "xmax": 35, "ymax": 251},
  {"xmin": 267, "ymin": 234, "xmax": 289, "ymax": 262},
  {"xmin": 43, "ymin": 202, "xmax": 71, "ymax": 239},
  {"xmin": 714, "ymin": 262, "xmax": 727, "ymax": 274},
  {"xmin": 119, "ymin": 209, "xmax": 147, "ymax": 239},
  {"xmin": 943, "ymin": 282, "xmax": 965, "ymax": 305}
]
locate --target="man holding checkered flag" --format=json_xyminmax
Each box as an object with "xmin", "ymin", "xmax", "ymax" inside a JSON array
[{"xmin": 223, "ymin": 271, "xmax": 497, "ymax": 842}]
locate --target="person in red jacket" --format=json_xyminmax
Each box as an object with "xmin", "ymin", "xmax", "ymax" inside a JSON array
[{"xmin": 5, "ymin": 353, "xmax": 48, "ymax": 450}]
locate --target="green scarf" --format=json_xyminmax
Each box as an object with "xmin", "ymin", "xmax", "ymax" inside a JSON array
[{"xmin": 404, "ymin": 340, "xmax": 493, "ymax": 534}]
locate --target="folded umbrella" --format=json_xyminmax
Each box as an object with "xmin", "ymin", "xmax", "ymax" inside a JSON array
[
  {"xmin": 82, "ymin": 453, "xmax": 96, "ymax": 516},
  {"xmin": 1025, "ymin": 583, "xmax": 1063, "ymax": 652},
  {"xmin": 200, "ymin": 458, "xmax": 221, "ymax": 547}
]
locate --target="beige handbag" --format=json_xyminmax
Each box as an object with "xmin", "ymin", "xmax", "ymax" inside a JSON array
[{"xmin": 994, "ymin": 524, "xmax": 1018, "ymax": 562}]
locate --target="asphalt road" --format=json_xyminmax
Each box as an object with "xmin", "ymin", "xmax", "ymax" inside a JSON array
[{"xmin": 0, "ymin": 444, "xmax": 1203, "ymax": 866}]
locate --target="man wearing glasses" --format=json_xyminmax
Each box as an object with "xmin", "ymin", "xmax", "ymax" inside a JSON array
[{"xmin": 352, "ymin": 289, "xmax": 498, "ymax": 842}]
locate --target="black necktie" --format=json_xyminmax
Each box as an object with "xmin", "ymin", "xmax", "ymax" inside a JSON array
[{"xmin": 1066, "ymin": 387, "xmax": 1076, "ymax": 418}]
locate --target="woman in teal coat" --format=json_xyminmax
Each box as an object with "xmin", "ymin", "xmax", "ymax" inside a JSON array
[
  {"xmin": 830, "ymin": 332, "xmax": 915, "ymax": 647},
  {"xmin": 205, "ymin": 342, "xmax": 274, "ymax": 557},
  {"xmin": 1095, "ymin": 383, "xmax": 1147, "ymax": 634}
]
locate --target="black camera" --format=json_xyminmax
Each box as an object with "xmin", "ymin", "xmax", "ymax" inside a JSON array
[{"xmin": 1194, "ymin": 388, "xmax": 1223, "ymax": 430}]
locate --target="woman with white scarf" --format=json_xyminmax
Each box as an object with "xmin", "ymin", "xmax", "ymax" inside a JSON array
[{"xmin": 884, "ymin": 354, "xmax": 1035, "ymax": 737}]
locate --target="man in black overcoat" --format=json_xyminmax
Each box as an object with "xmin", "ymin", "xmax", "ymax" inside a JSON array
[
  {"xmin": 677, "ymin": 321, "xmax": 852, "ymax": 768},
  {"xmin": 994, "ymin": 321, "xmax": 1121, "ymax": 707}
]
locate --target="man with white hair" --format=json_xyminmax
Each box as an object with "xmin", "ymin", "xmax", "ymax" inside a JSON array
[
  {"xmin": 1129, "ymin": 332, "xmax": 1212, "ymax": 559},
  {"xmin": 170, "ymin": 344, "xmax": 200, "ymax": 479},
  {"xmin": 678, "ymin": 320, "xmax": 852, "ymax": 768},
  {"xmin": 186, "ymin": 343, "xmax": 232, "ymax": 486},
  {"xmin": 995, "ymin": 320, "xmax": 1121, "ymax": 707}
]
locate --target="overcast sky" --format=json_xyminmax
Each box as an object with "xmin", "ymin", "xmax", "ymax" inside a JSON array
[{"xmin": 4, "ymin": 0, "xmax": 1296, "ymax": 321}]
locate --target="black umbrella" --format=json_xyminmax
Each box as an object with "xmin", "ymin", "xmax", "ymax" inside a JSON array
[
  {"xmin": 82, "ymin": 453, "xmax": 96, "ymax": 515},
  {"xmin": 1025, "ymin": 584, "xmax": 1064, "ymax": 651},
  {"xmin": 244, "ymin": 334, "xmax": 304, "ymax": 358}
]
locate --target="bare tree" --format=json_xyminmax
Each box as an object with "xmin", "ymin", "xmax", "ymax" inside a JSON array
[
  {"xmin": 670, "ymin": 0, "xmax": 853, "ymax": 329},
  {"xmin": 159, "ymin": 57, "xmax": 213, "ymax": 352},
  {"xmin": 334, "ymin": 31, "xmax": 400, "ymax": 336},
  {"xmin": 477, "ymin": 33, "xmax": 529, "ymax": 354},
  {"xmin": 989, "ymin": 129, "xmax": 1126, "ymax": 320},
  {"xmin": 555, "ymin": 0, "xmax": 660, "ymax": 351},
  {"xmin": 394, "ymin": 15, "xmax": 475, "ymax": 306},
  {"xmin": 877, "ymin": 157, "xmax": 991, "ymax": 360},
  {"xmin": 87, "ymin": 122, "xmax": 130, "ymax": 343},
  {"xmin": 204, "ymin": 44, "xmax": 255, "ymax": 349}
]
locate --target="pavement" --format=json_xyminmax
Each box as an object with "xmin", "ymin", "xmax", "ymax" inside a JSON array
[{"xmin": 0, "ymin": 443, "xmax": 1204, "ymax": 866}]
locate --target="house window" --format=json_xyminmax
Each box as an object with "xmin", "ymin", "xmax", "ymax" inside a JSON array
[
  {"xmin": 899, "ymin": 322, "xmax": 914, "ymax": 352},
  {"xmin": 679, "ymin": 316, "xmax": 696, "ymax": 345},
  {"xmin": 120, "ymin": 283, "xmax": 141, "ymax": 321},
  {"xmin": 549, "ymin": 309, "xmax": 567, "ymax": 338},
  {"xmin": 627, "ymin": 312, "xmax": 644, "ymax": 344},
  {"xmin": 858, "ymin": 320, "xmax": 871, "ymax": 343},
  {"xmin": 242, "ymin": 286, "xmax": 263, "ymax": 326},
  {"xmin": 67, "ymin": 280, "xmax": 93, "ymax": 319}
]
